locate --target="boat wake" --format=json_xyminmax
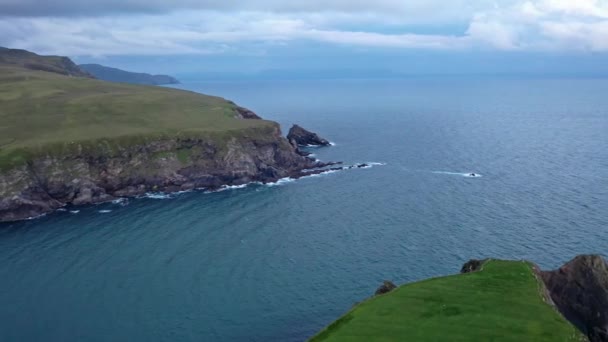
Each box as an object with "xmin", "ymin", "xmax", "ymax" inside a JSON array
[{"xmin": 432, "ymin": 171, "xmax": 483, "ymax": 178}]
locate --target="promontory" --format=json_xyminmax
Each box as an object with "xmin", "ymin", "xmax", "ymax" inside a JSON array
[{"xmin": 0, "ymin": 48, "xmax": 329, "ymax": 222}]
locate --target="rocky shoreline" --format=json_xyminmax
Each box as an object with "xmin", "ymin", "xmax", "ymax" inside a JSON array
[{"xmin": 0, "ymin": 118, "xmax": 338, "ymax": 222}]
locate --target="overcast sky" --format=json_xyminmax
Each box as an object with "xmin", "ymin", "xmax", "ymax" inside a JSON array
[{"xmin": 1, "ymin": 0, "xmax": 608, "ymax": 75}]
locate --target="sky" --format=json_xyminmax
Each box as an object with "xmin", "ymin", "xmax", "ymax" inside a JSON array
[{"xmin": 1, "ymin": 0, "xmax": 608, "ymax": 77}]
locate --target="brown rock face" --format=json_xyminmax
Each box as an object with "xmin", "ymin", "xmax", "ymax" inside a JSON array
[{"xmin": 541, "ymin": 255, "xmax": 608, "ymax": 342}]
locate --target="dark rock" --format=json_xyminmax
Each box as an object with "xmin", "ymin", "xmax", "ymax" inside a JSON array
[
  {"xmin": 0, "ymin": 124, "xmax": 335, "ymax": 222},
  {"xmin": 287, "ymin": 125, "xmax": 331, "ymax": 147},
  {"xmin": 375, "ymin": 281, "xmax": 397, "ymax": 295},
  {"xmin": 357, "ymin": 163, "xmax": 369, "ymax": 168},
  {"xmin": 461, "ymin": 259, "xmax": 487, "ymax": 273},
  {"xmin": 234, "ymin": 106, "xmax": 262, "ymax": 120},
  {"xmin": 541, "ymin": 255, "xmax": 608, "ymax": 342},
  {"xmin": 295, "ymin": 149, "xmax": 311, "ymax": 157}
]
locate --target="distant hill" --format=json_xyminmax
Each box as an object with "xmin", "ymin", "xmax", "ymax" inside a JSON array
[
  {"xmin": 0, "ymin": 47, "xmax": 93, "ymax": 78},
  {"xmin": 79, "ymin": 64, "xmax": 179, "ymax": 85}
]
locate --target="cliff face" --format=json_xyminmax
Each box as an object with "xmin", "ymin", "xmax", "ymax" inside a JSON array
[
  {"xmin": 0, "ymin": 124, "xmax": 317, "ymax": 222},
  {"xmin": 541, "ymin": 255, "xmax": 608, "ymax": 342}
]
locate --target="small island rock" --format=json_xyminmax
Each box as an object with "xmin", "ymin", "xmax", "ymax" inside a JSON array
[{"xmin": 287, "ymin": 125, "xmax": 331, "ymax": 147}]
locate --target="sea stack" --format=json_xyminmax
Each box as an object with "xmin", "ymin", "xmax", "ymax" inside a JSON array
[{"xmin": 287, "ymin": 124, "xmax": 331, "ymax": 147}]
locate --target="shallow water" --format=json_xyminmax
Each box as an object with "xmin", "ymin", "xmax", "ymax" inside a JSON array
[{"xmin": 1, "ymin": 78, "xmax": 607, "ymax": 341}]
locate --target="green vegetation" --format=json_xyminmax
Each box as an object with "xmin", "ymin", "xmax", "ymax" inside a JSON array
[
  {"xmin": 0, "ymin": 65, "xmax": 273, "ymax": 170},
  {"xmin": 311, "ymin": 260, "xmax": 585, "ymax": 342}
]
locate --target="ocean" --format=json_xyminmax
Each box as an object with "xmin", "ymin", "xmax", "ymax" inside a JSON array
[{"xmin": 1, "ymin": 78, "xmax": 607, "ymax": 341}]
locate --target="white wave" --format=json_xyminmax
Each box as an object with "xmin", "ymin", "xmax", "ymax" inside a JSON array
[
  {"xmin": 98, "ymin": 210, "xmax": 112, "ymax": 214},
  {"xmin": 329, "ymin": 141, "xmax": 337, "ymax": 146},
  {"xmin": 432, "ymin": 171, "xmax": 483, "ymax": 178},
  {"xmin": 143, "ymin": 192, "xmax": 173, "ymax": 199},
  {"xmin": 112, "ymin": 198, "xmax": 129, "ymax": 206},
  {"xmin": 265, "ymin": 177, "xmax": 296, "ymax": 187},
  {"xmin": 70, "ymin": 210, "xmax": 80, "ymax": 214},
  {"xmin": 56, "ymin": 208, "xmax": 68, "ymax": 212},
  {"xmin": 215, "ymin": 184, "xmax": 249, "ymax": 192},
  {"xmin": 26, "ymin": 213, "xmax": 47, "ymax": 220},
  {"xmin": 358, "ymin": 162, "xmax": 387, "ymax": 169}
]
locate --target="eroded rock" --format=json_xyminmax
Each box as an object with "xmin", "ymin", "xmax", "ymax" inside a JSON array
[
  {"xmin": 287, "ymin": 125, "xmax": 331, "ymax": 147},
  {"xmin": 541, "ymin": 255, "xmax": 608, "ymax": 342}
]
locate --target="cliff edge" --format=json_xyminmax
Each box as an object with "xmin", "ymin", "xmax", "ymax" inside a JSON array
[{"xmin": 0, "ymin": 50, "xmax": 329, "ymax": 222}]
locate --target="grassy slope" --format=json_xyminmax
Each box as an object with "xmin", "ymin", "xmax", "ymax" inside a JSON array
[
  {"xmin": 312, "ymin": 260, "xmax": 585, "ymax": 342},
  {"xmin": 0, "ymin": 66, "xmax": 273, "ymax": 169}
]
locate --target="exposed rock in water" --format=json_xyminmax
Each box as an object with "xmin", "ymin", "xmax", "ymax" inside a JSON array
[
  {"xmin": 541, "ymin": 255, "xmax": 608, "ymax": 342},
  {"xmin": 0, "ymin": 124, "xmax": 333, "ymax": 222},
  {"xmin": 287, "ymin": 125, "xmax": 331, "ymax": 147},
  {"xmin": 375, "ymin": 281, "xmax": 397, "ymax": 295},
  {"xmin": 461, "ymin": 259, "xmax": 487, "ymax": 273}
]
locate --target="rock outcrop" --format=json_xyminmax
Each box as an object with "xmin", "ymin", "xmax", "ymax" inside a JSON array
[
  {"xmin": 375, "ymin": 281, "xmax": 397, "ymax": 295},
  {"xmin": 461, "ymin": 259, "xmax": 488, "ymax": 273},
  {"xmin": 287, "ymin": 125, "xmax": 331, "ymax": 147},
  {"xmin": 0, "ymin": 124, "xmax": 333, "ymax": 222},
  {"xmin": 541, "ymin": 255, "xmax": 608, "ymax": 342},
  {"xmin": 234, "ymin": 106, "xmax": 262, "ymax": 120}
]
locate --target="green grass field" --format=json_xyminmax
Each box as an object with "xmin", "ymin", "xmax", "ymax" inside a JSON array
[
  {"xmin": 311, "ymin": 260, "xmax": 585, "ymax": 341},
  {"xmin": 0, "ymin": 66, "xmax": 273, "ymax": 169}
]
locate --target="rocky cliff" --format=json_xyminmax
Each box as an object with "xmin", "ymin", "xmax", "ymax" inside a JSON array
[
  {"xmin": 0, "ymin": 49, "xmax": 338, "ymax": 222},
  {"xmin": 0, "ymin": 125, "xmax": 324, "ymax": 222},
  {"xmin": 541, "ymin": 255, "xmax": 608, "ymax": 342}
]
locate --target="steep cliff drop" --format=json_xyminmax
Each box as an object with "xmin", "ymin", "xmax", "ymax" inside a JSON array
[
  {"xmin": 541, "ymin": 255, "xmax": 608, "ymax": 342},
  {"xmin": 0, "ymin": 49, "xmax": 338, "ymax": 222}
]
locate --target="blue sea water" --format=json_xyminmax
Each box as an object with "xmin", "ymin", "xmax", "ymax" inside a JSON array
[{"xmin": 1, "ymin": 78, "xmax": 607, "ymax": 341}]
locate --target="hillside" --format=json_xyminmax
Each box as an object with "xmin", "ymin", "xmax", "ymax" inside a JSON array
[
  {"xmin": 0, "ymin": 48, "xmax": 93, "ymax": 78},
  {"xmin": 0, "ymin": 65, "xmax": 265, "ymax": 156},
  {"xmin": 311, "ymin": 260, "xmax": 586, "ymax": 342},
  {"xmin": 0, "ymin": 53, "xmax": 320, "ymax": 222},
  {"xmin": 79, "ymin": 63, "xmax": 179, "ymax": 85}
]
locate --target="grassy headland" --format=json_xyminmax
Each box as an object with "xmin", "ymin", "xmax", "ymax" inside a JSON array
[
  {"xmin": 0, "ymin": 65, "xmax": 272, "ymax": 170},
  {"xmin": 311, "ymin": 260, "xmax": 585, "ymax": 341}
]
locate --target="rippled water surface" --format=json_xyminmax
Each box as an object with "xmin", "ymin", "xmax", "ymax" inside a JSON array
[{"xmin": 1, "ymin": 78, "xmax": 607, "ymax": 341}]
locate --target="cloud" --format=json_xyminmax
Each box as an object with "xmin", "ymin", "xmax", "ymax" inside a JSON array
[
  {"xmin": 1, "ymin": 0, "xmax": 608, "ymax": 56},
  {"xmin": 0, "ymin": 0, "xmax": 488, "ymax": 20},
  {"xmin": 466, "ymin": 0, "xmax": 608, "ymax": 52}
]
